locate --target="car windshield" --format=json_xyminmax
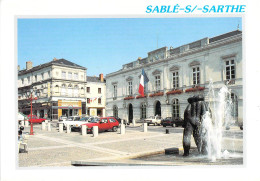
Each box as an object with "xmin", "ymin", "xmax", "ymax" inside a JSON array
[
  {"xmin": 74, "ymin": 117, "xmax": 80, "ymax": 121},
  {"xmin": 149, "ymin": 116, "xmax": 155, "ymax": 119},
  {"xmin": 90, "ymin": 118, "xmax": 100, "ymax": 123},
  {"xmin": 79, "ymin": 117, "xmax": 89, "ymax": 121},
  {"xmin": 166, "ymin": 117, "xmax": 171, "ymax": 119}
]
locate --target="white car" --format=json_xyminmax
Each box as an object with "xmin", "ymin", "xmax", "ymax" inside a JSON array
[
  {"xmin": 144, "ymin": 116, "xmax": 162, "ymax": 126},
  {"xmin": 60, "ymin": 116, "xmax": 81, "ymax": 129},
  {"xmin": 70, "ymin": 116, "xmax": 92, "ymax": 130}
]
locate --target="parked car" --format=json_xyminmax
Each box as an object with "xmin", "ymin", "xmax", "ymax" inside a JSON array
[
  {"xmin": 70, "ymin": 116, "xmax": 92, "ymax": 130},
  {"xmin": 59, "ymin": 116, "xmax": 81, "ymax": 129},
  {"xmin": 81, "ymin": 117, "xmax": 119, "ymax": 133},
  {"xmin": 108, "ymin": 116, "xmax": 127, "ymax": 124},
  {"xmin": 144, "ymin": 116, "xmax": 162, "ymax": 126},
  {"xmin": 27, "ymin": 115, "xmax": 46, "ymax": 124},
  {"xmin": 161, "ymin": 117, "xmax": 184, "ymax": 127},
  {"xmin": 59, "ymin": 116, "xmax": 67, "ymax": 122}
]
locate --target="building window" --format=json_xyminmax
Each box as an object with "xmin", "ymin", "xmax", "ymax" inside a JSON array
[
  {"xmin": 61, "ymin": 84, "xmax": 66, "ymax": 96},
  {"xmin": 113, "ymin": 105, "xmax": 118, "ymax": 118},
  {"xmin": 74, "ymin": 86, "xmax": 78, "ymax": 97},
  {"xmin": 68, "ymin": 84, "xmax": 73, "ymax": 97},
  {"xmin": 41, "ymin": 73, "xmax": 44, "ymax": 80},
  {"xmin": 21, "ymin": 78, "xmax": 24, "ymax": 85},
  {"xmin": 62, "ymin": 71, "xmax": 66, "ymax": 79},
  {"xmin": 128, "ymin": 82, "xmax": 133, "ymax": 96},
  {"xmin": 87, "ymin": 98, "xmax": 90, "ymax": 104},
  {"xmin": 98, "ymin": 88, "xmax": 101, "ymax": 94},
  {"xmin": 226, "ymin": 59, "xmax": 235, "ymax": 80},
  {"xmin": 74, "ymin": 73, "xmax": 78, "ymax": 80},
  {"xmin": 68, "ymin": 72, "xmax": 72, "ymax": 79},
  {"xmin": 87, "ymin": 87, "xmax": 90, "ymax": 93},
  {"xmin": 141, "ymin": 103, "xmax": 147, "ymax": 119},
  {"xmin": 172, "ymin": 71, "xmax": 179, "ymax": 89},
  {"xmin": 155, "ymin": 75, "xmax": 161, "ymax": 91},
  {"xmin": 172, "ymin": 99, "xmax": 180, "ymax": 118},
  {"xmin": 34, "ymin": 75, "xmax": 37, "ymax": 82},
  {"xmin": 192, "ymin": 67, "xmax": 200, "ymax": 85},
  {"xmin": 113, "ymin": 85, "xmax": 117, "ymax": 98},
  {"xmin": 48, "ymin": 71, "xmax": 51, "ymax": 78},
  {"xmin": 27, "ymin": 77, "xmax": 30, "ymax": 84},
  {"xmin": 81, "ymin": 87, "xmax": 84, "ymax": 95},
  {"xmin": 54, "ymin": 85, "xmax": 59, "ymax": 93},
  {"xmin": 231, "ymin": 93, "xmax": 238, "ymax": 120},
  {"xmin": 98, "ymin": 98, "xmax": 101, "ymax": 104}
]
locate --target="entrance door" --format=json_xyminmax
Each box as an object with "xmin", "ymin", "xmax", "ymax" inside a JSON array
[
  {"xmin": 155, "ymin": 101, "xmax": 161, "ymax": 116},
  {"xmin": 128, "ymin": 104, "xmax": 133, "ymax": 123}
]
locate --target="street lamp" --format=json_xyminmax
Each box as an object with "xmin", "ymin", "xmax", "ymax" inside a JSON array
[{"xmin": 27, "ymin": 87, "xmax": 38, "ymax": 135}]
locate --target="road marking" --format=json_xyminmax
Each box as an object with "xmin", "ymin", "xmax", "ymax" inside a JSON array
[
  {"xmin": 28, "ymin": 144, "xmax": 74, "ymax": 151},
  {"xmin": 34, "ymin": 134, "xmax": 128, "ymax": 156}
]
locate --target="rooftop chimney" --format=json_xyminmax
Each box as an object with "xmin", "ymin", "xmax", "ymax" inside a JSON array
[
  {"xmin": 99, "ymin": 73, "xmax": 104, "ymax": 82},
  {"xmin": 53, "ymin": 57, "xmax": 57, "ymax": 61},
  {"xmin": 18, "ymin": 65, "xmax": 20, "ymax": 71},
  {"xmin": 26, "ymin": 61, "xmax": 33, "ymax": 70},
  {"xmin": 138, "ymin": 57, "xmax": 142, "ymax": 60}
]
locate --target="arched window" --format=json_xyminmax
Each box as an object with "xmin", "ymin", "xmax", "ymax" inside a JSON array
[
  {"xmin": 54, "ymin": 85, "xmax": 59, "ymax": 93},
  {"xmin": 74, "ymin": 85, "xmax": 79, "ymax": 97},
  {"xmin": 68, "ymin": 84, "xmax": 73, "ymax": 97},
  {"xmin": 113, "ymin": 105, "xmax": 118, "ymax": 118},
  {"xmin": 80, "ymin": 87, "xmax": 84, "ymax": 95},
  {"xmin": 61, "ymin": 84, "xmax": 66, "ymax": 96},
  {"xmin": 172, "ymin": 99, "xmax": 180, "ymax": 118},
  {"xmin": 140, "ymin": 103, "xmax": 147, "ymax": 119}
]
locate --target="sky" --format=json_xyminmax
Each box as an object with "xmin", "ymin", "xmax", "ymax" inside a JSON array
[{"xmin": 18, "ymin": 17, "xmax": 242, "ymax": 76}]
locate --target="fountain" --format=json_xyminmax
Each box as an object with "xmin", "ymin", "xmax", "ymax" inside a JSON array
[{"xmin": 183, "ymin": 80, "xmax": 241, "ymax": 162}]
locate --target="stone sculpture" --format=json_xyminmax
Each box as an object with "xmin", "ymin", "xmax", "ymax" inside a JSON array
[{"xmin": 182, "ymin": 95, "xmax": 209, "ymax": 156}]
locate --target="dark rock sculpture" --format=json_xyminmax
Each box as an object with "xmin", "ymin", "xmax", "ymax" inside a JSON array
[{"xmin": 182, "ymin": 95, "xmax": 209, "ymax": 156}]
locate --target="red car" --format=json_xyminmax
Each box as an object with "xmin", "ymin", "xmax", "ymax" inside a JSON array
[
  {"xmin": 27, "ymin": 115, "xmax": 46, "ymax": 124},
  {"xmin": 82, "ymin": 117, "xmax": 119, "ymax": 133}
]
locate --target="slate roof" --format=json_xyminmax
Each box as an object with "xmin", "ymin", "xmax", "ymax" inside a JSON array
[
  {"xmin": 87, "ymin": 76, "xmax": 106, "ymax": 83},
  {"xmin": 18, "ymin": 58, "xmax": 86, "ymax": 76},
  {"xmin": 209, "ymin": 30, "xmax": 242, "ymax": 43}
]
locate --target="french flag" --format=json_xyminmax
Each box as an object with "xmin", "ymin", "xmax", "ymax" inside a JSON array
[{"xmin": 138, "ymin": 69, "xmax": 149, "ymax": 97}]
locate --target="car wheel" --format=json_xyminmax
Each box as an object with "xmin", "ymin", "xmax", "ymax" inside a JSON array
[
  {"xmin": 163, "ymin": 125, "xmax": 166, "ymax": 127},
  {"xmin": 112, "ymin": 126, "xmax": 118, "ymax": 132}
]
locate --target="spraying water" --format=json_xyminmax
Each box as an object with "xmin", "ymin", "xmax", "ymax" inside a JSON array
[{"xmin": 201, "ymin": 80, "xmax": 234, "ymax": 161}]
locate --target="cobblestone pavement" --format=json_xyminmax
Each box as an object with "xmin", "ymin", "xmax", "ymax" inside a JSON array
[{"xmin": 18, "ymin": 123, "xmax": 243, "ymax": 167}]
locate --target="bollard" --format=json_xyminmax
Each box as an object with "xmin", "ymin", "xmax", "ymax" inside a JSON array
[
  {"xmin": 59, "ymin": 123, "xmax": 63, "ymax": 133},
  {"xmin": 45, "ymin": 120, "xmax": 49, "ymax": 124},
  {"xmin": 21, "ymin": 120, "xmax": 25, "ymax": 127},
  {"xmin": 132, "ymin": 119, "xmax": 136, "ymax": 127},
  {"xmin": 166, "ymin": 129, "xmax": 169, "ymax": 134},
  {"xmin": 42, "ymin": 122, "xmax": 46, "ymax": 130},
  {"xmin": 93, "ymin": 126, "xmax": 98, "ymax": 137},
  {"xmin": 143, "ymin": 123, "xmax": 147, "ymax": 132},
  {"xmin": 120, "ymin": 124, "xmax": 125, "ymax": 135},
  {"xmin": 48, "ymin": 123, "xmax": 51, "ymax": 131},
  {"xmin": 82, "ymin": 125, "xmax": 87, "ymax": 136},
  {"xmin": 67, "ymin": 124, "xmax": 71, "ymax": 133},
  {"xmin": 25, "ymin": 120, "xmax": 29, "ymax": 127}
]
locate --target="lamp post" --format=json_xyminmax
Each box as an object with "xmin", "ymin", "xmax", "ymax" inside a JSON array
[{"xmin": 27, "ymin": 88, "xmax": 38, "ymax": 135}]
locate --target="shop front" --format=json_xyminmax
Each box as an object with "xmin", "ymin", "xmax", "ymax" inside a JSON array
[{"xmin": 57, "ymin": 100, "xmax": 82, "ymax": 118}]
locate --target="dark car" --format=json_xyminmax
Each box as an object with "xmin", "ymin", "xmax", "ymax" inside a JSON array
[{"xmin": 161, "ymin": 117, "xmax": 184, "ymax": 127}]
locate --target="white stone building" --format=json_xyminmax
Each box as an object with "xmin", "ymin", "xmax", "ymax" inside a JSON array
[
  {"xmin": 18, "ymin": 58, "xmax": 87, "ymax": 119},
  {"xmin": 105, "ymin": 30, "xmax": 243, "ymax": 125},
  {"xmin": 86, "ymin": 74, "xmax": 106, "ymax": 117}
]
